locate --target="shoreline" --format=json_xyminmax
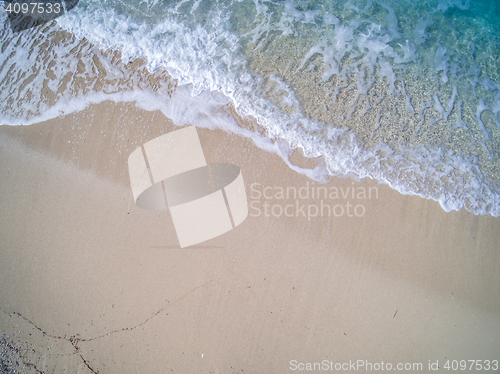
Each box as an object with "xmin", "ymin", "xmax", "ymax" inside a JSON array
[
  {"xmin": 1, "ymin": 11, "xmax": 499, "ymax": 218},
  {"xmin": 1, "ymin": 101, "xmax": 499, "ymax": 372}
]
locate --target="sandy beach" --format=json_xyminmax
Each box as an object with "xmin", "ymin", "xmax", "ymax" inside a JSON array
[{"xmin": 1, "ymin": 101, "xmax": 499, "ymax": 373}]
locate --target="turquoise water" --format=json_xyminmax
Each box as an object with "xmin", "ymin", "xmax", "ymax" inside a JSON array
[{"xmin": 0, "ymin": 0, "xmax": 499, "ymax": 215}]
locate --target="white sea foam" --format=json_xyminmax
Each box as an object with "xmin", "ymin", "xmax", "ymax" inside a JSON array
[
  {"xmin": 434, "ymin": 46, "xmax": 449, "ymax": 83},
  {"xmin": 435, "ymin": 0, "xmax": 470, "ymax": 12}
]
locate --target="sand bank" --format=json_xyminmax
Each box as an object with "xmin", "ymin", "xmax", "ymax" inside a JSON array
[{"xmin": 1, "ymin": 102, "xmax": 499, "ymax": 373}]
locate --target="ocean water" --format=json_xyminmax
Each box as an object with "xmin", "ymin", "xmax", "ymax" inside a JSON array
[{"xmin": 0, "ymin": 0, "xmax": 499, "ymax": 216}]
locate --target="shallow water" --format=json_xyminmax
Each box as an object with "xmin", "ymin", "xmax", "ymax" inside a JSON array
[{"xmin": 0, "ymin": 0, "xmax": 499, "ymax": 215}]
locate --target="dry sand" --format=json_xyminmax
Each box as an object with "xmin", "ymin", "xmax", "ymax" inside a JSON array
[{"xmin": 0, "ymin": 101, "xmax": 499, "ymax": 373}]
